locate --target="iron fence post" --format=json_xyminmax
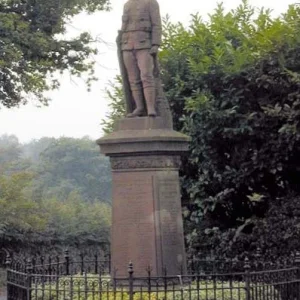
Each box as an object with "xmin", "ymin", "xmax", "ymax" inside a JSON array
[
  {"xmin": 128, "ymin": 262, "xmax": 134, "ymax": 300},
  {"xmin": 64, "ymin": 249, "xmax": 70, "ymax": 276},
  {"xmin": 5, "ymin": 253, "xmax": 12, "ymax": 300},
  {"xmin": 32, "ymin": 257, "xmax": 36, "ymax": 274},
  {"xmin": 255, "ymin": 248, "xmax": 262, "ymax": 270},
  {"xmin": 146, "ymin": 266, "xmax": 152, "ymax": 295},
  {"xmin": 56, "ymin": 255, "xmax": 60, "ymax": 276},
  {"xmin": 95, "ymin": 253, "xmax": 98, "ymax": 274},
  {"xmin": 48, "ymin": 256, "xmax": 52, "ymax": 275},
  {"xmin": 244, "ymin": 257, "xmax": 251, "ymax": 300},
  {"xmin": 212, "ymin": 256, "xmax": 216, "ymax": 274},
  {"xmin": 113, "ymin": 268, "xmax": 118, "ymax": 292},
  {"xmin": 108, "ymin": 253, "xmax": 111, "ymax": 274},
  {"xmin": 26, "ymin": 258, "xmax": 33, "ymax": 300},
  {"xmin": 191, "ymin": 255, "xmax": 195, "ymax": 274},
  {"xmin": 163, "ymin": 266, "xmax": 168, "ymax": 299},
  {"xmin": 40, "ymin": 256, "xmax": 45, "ymax": 274},
  {"xmin": 294, "ymin": 251, "xmax": 300, "ymax": 300},
  {"xmin": 80, "ymin": 253, "xmax": 84, "ymax": 275}
]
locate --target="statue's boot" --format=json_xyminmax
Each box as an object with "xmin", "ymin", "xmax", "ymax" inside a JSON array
[
  {"xmin": 127, "ymin": 89, "xmax": 145, "ymax": 118},
  {"xmin": 144, "ymin": 87, "xmax": 157, "ymax": 117}
]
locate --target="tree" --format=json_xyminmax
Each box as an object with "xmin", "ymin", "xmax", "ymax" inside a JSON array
[
  {"xmin": 0, "ymin": 135, "xmax": 21, "ymax": 167},
  {"xmin": 0, "ymin": 135, "xmax": 112, "ymax": 203},
  {"xmin": 161, "ymin": 1, "xmax": 300, "ymax": 259},
  {"xmin": 42, "ymin": 191, "xmax": 111, "ymax": 246},
  {"xmin": 0, "ymin": 135, "xmax": 112, "ymax": 255},
  {"xmin": 0, "ymin": 171, "xmax": 111, "ymax": 251},
  {"xmin": 34, "ymin": 136, "xmax": 111, "ymax": 202},
  {"xmin": 0, "ymin": 172, "xmax": 46, "ymax": 244},
  {"xmin": 22, "ymin": 137, "xmax": 55, "ymax": 163},
  {"xmin": 0, "ymin": 0, "xmax": 110, "ymax": 108},
  {"xmin": 0, "ymin": 135, "xmax": 31, "ymax": 174},
  {"xmin": 101, "ymin": 76, "xmax": 126, "ymax": 134},
  {"xmin": 103, "ymin": 1, "xmax": 300, "ymax": 259}
]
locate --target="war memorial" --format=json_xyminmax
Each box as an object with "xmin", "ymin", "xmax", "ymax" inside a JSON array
[
  {"xmin": 5, "ymin": 1, "xmax": 300, "ymax": 299},
  {"xmin": 97, "ymin": 0, "xmax": 190, "ymax": 277}
]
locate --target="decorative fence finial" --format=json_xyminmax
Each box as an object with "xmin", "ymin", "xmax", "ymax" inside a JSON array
[
  {"xmin": 26, "ymin": 258, "xmax": 33, "ymax": 273},
  {"xmin": 5, "ymin": 253, "xmax": 12, "ymax": 268},
  {"xmin": 244, "ymin": 257, "xmax": 250, "ymax": 272},
  {"xmin": 128, "ymin": 261, "xmax": 134, "ymax": 275},
  {"xmin": 64, "ymin": 249, "xmax": 69, "ymax": 258},
  {"xmin": 256, "ymin": 247, "xmax": 262, "ymax": 259},
  {"xmin": 294, "ymin": 251, "xmax": 300, "ymax": 266}
]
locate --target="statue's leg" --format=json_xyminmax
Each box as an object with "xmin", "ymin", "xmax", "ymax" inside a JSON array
[
  {"xmin": 136, "ymin": 49, "xmax": 156, "ymax": 117},
  {"xmin": 122, "ymin": 50, "xmax": 145, "ymax": 117}
]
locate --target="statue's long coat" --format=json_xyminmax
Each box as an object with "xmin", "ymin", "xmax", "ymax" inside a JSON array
[{"xmin": 117, "ymin": 0, "xmax": 173, "ymax": 127}]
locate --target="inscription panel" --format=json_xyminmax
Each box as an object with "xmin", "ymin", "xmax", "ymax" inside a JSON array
[
  {"xmin": 155, "ymin": 172, "xmax": 186, "ymax": 274},
  {"xmin": 112, "ymin": 171, "xmax": 157, "ymax": 276}
]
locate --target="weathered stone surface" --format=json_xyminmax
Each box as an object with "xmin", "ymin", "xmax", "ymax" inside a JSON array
[
  {"xmin": 115, "ymin": 116, "xmax": 172, "ymax": 131},
  {"xmin": 97, "ymin": 117, "xmax": 190, "ymax": 277},
  {"xmin": 111, "ymin": 168, "xmax": 186, "ymax": 277},
  {"xmin": 110, "ymin": 155, "xmax": 181, "ymax": 170},
  {"xmin": 97, "ymin": 124, "xmax": 190, "ymax": 156},
  {"xmin": 112, "ymin": 171, "xmax": 157, "ymax": 276},
  {"xmin": 118, "ymin": 0, "xmax": 165, "ymax": 118},
  {"xmin": 154, "ymin": 172, "xmax": 186, "ymax": 275}
]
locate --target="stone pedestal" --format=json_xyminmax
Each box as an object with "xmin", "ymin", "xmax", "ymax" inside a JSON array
[{"xmin": 97, "ymin": 117, "xmax": 190, "ymax": 277}]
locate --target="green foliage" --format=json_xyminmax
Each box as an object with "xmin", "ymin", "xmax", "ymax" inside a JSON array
[
  {"xmin": 217, "ymin": 194, "xmax": 300, "ymax": 258},
  {"xmin": 1, "ymin": 135, "xmax": 112, "ymax": 203},
  {"xmin": 0, "ymin": 171, "xmax": 111, "ymax": 247},
  {"xmin": 159, "ymin": 1, "xmax": 300, "ymax": 258},
  {"xmin": 101, "ymin": 76, "xmax": 126, "ymax": 134},
  {"xmin": 0, "ymin": 135, "xmax": 22, "ymax": 171},
  {"xmin": 104, "ymin": 1, "xmax": 300, "ymax": 258},
  {"xmin": 42, "ymin": 192, "xmax": 111, "ymax": 245},
  {"xmin": 32, "ymin": 136, "xmax": 112, "ymax": 202},
  {"xmin": 0, "ymin": 135, "xmax": 111, "ymax": 250},
  {"xmin": 160, "ymin": 1, "xmax": 300, "ymax": 128},
  {"xmin": 0, "ymin": 0, "xmax": 110, "ymax": 108},
  {"xmin": 0, "ymin": 172, "xmax": 45, "ymax": 236}
]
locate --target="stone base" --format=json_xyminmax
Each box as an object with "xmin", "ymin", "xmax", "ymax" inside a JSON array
[
  {"xmin": 111, "ymin": 160, "xmax": 186, "ymax": 277},
  {"xmin": 97, "ymin": 117, "xmax": 190, "ymax": 277},
  {"xmin": 115, "ymin": 116, "xmax": 172, "ymax": 131}
]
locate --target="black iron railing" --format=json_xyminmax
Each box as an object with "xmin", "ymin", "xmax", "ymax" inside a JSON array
[{"xmin": 6, "ymin": 251, "xmax": 300, "ymax": 300}]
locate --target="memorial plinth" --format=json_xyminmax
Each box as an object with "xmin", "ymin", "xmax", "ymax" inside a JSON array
[{"xmin": 97, "ymin": 117, "xmax": 190, "ymax": 277}]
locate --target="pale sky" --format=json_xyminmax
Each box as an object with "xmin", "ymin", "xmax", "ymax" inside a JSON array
[{"xmin": 0, "ymin": 0, "xmax": 297, "ymax": 143}]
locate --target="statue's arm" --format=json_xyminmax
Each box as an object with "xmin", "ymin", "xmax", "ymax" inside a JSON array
[
  {"xmin": 121, "ymin": 3, "xmax": 128, "ymax": 32},
  {"xmin": 149, "ymin": 0, "xmax": 162, "ymax": 47}
]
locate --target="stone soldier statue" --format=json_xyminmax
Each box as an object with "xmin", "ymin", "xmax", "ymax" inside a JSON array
[{"xmin": 117, "ymin": 0, "xmax": 162, "ymax": 118}]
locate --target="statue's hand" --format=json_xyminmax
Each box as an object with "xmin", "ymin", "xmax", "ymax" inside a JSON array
[{"xmin": 149, "ymin": 45, "xmax": 159, "ymax": 56}]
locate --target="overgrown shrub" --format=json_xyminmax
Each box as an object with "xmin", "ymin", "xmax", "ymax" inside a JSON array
[{"xmin": 103, "ymin": 0, "xmax": 300, "ymax": 259}]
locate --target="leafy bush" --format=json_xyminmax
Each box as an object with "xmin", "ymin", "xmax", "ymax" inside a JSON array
[
  {"xmin": 156, "ymin": 0, "xmax": 300, "ymax": 259},
  {"xmin": 0, "ymin": 135, "xmax": 112, "ymax": 252},
  {"xmin": 0, "ymin": 171, "xmax": 111, "ymax": 250},
  {"xmin": 103, "ymin": 0, "xmax": 300, "ymax": 259}
]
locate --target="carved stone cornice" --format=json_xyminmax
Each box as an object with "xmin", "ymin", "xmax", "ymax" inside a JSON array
[{"xmin": 110, "ymin": 155, "xmax": 181, "ymax": 170}]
